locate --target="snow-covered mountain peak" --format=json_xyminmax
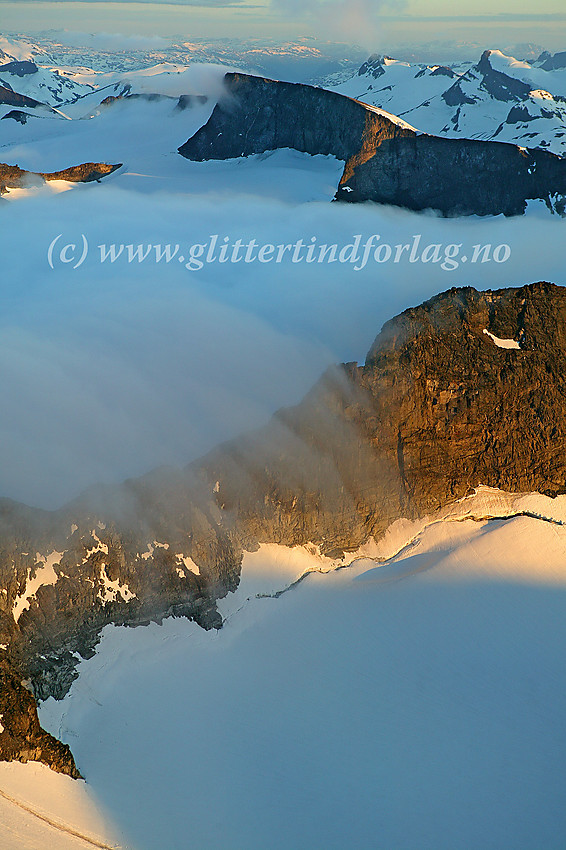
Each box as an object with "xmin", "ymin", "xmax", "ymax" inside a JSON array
[
  {"xmin": 356, "ymin": 54, "xmax": 400, "ymax": 77},
  {"xmin": 0, "ymin": 35, "xmax": 51, "ymax": 64},
  {"xmin": 480, "ymin": 48, "xmax": 533, "ymax": 75},
  {"xmin": 0, "ymin": 61, "xmax": 95, "ymax": 106},
  {"xmin": 331, "ymin": 47, "xmax": 566, "ymax": 155}
]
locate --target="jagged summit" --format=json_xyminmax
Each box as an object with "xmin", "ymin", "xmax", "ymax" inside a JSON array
[
  {"xmin": 332, "ymin": 47, "xmax": 566, "ymax": 156},
  {"xmin": 356, "ymin": 54, "xmax": 396, "ymax": 77}
]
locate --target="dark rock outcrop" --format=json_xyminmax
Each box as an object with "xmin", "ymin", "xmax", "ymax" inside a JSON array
[
  {"xmin": 429, "ymin": 66, "xmax": 455, "ymax": 78},
  {"xmin": 0, "ymin": 110, "xmax": 31, "ymax": 124},
  {"xmin": 176, "ymin": 94, "xmax": 209, "ymax": 110},
  {"xmin": 356, "ymin": 54, "xmax": 390, "ymax": 78},
  {"xmin": 475, "ymin": 50, "xmax": 532, "ymax": 101},
  {"xmin": 0, "ymin": 60, "xmax": 38, "ymax": 77},
  {"xmin": 179, "ymin": 72, "xmax": 414, "ymax": 167},
  {"xmin": 539, "ymin": 51, "xmax": 566, "ymax": 71},
  {"xmin": 178, "ymin": 72, "xmax": 566, "ymax": 216},
  {"xmin": 335, "ymin": 135, "xmax": 566, "ymax": 215},
  {"xmin": 0, "ymin": 84, "xmax": 44, "ymax": 109},
  {"xmin": 442, "ymin": 81, "xmax": 477, "ymax": 107},
  {"xmin": 2, "ymin": 281, "xmax": 566, "ymax": 774}
]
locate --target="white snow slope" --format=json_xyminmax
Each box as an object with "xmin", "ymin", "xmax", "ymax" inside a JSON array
[
  {"xmin": 0, "ymin": 762, "xmax": 127, "ymax": 849},
  {"xmin": 34, "ymin": 487, "xmax": 566, "ymax": 850}
]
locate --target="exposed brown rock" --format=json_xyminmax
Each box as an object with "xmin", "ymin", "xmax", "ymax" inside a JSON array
[
  {"xmin": 0, "ymin": 162, "xmax": 122, "ymax": 194},
  {"xmin": 0, "ymin": 84, "xmax": 44, "ymax": 109},
  {"xmin": 0, "ymin": 663, "xmax": 80, "ymax": 778}
]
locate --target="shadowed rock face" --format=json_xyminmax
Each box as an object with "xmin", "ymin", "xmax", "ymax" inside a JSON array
[
  {"xmin": 334, "ymin": 134, "xmax": 566, "ymax": 215},
  {"xmin": 475, "ymin": 50, "xmax": 532, "ymax": 102},
  {"xmin": 178, "ymin": 72, "xmax": 566, "ymax": 216},
  {"xmin": 0, "ymin": 84, "xmax": 44, "ymax": 109},
  {"xmin": 178, "ymin": 71, "xmax": 414, "ymax": 165},
  {"xmin": 2, "ymin": 281, "xmax": 566, "ymax": 774},
  {"xmin": 539, "ymin": 51, "xmax": 566, "ymax": 71}
]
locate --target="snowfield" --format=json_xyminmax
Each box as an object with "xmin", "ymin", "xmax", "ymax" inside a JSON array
[
  {"xmin": 34, "ymin": 488, "xmax": 566, "ymax": 850},
  {"xmin": 12, "ymin": 551, "xmax": 63, "ymax": 622},
  {"xmin": 0, "ymin": 762, "xmax": 127, "ymax": 849}
]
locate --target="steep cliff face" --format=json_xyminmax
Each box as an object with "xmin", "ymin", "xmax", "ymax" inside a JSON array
[
  {"xmin": 0, "ymin": 665, "xmax": 80, "ymax": 778},
  {"xmin": 197, "ymin": 281, "xmax": 566, "ymax": 550},
  {"xmin": 178, "ymin": 72, "xmax": 566, "ymax": 216},
  {"xmin": 0, "ymin": 84, "xmax": 44, "ymax": 109},
  {"xmin": 178, "ymin": 71, "xmax": 415, "ymax": 173},
  {"xmin": 2, "ymin": 281, "xmax": 566, "ymax": 774},
  {"xmin": 334, "ymin": 134, "xmax": 566, "ymax": 215}
]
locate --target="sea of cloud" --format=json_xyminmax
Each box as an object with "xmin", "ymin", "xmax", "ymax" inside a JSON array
[{"xmin": 1, "ymin": 76, "xmax": 566, "ymax": 509}]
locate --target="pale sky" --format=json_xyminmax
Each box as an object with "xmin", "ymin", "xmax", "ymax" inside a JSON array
[{"xmin": 1, "ymin": 1, "xmax": 565, "ymax": 51}]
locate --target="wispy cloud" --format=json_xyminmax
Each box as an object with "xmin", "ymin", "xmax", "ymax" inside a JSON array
[
  {"xmin": 53, "ymin": 31, "xmax": 173, "ymax": 51},
  {"xmin": 269, "ymin": 0, "xmax": 407, "ymax": 48}
]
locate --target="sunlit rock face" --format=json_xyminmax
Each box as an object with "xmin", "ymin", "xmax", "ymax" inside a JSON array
[{"xmin": 0, "ymin": 162, "xmax": 122, "ymax": 194}]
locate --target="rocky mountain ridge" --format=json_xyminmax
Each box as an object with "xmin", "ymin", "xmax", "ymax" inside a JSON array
[
  {"xmin": 179, "ymin": 72, "xmax": 566, "ymax": 215},
  {"xmin": 0, "ymin": 161, "xmax": 122, "ymax": 194},
  {"xmin": 1, "ymin": 281, "xmax": 566, "ymax": 775}
]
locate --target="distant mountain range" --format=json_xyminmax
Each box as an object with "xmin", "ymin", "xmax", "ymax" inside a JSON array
[
  {"xmin": 3, "ymin": 36, "xmax": 566, "ymax": 161},
  {"xmin": 0, "ymin": 33, "xmax": 366, "ymax": 84},
  {"xmin": 332, "ymin": 48, "xmax": 566, "ymax": 156},
  {"xmin": 4, "ymin": 38, "xmax": 566, "ymax": 216},
  {"xmin": 4, "ymin": 32, "xmax": 566, "ymax": 162}
]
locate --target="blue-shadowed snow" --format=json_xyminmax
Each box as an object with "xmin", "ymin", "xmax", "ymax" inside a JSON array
[{"xmin": 37, "ymin": 487, "xmax": 566, "ymax": 850}]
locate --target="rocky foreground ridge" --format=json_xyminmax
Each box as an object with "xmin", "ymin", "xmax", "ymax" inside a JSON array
[
  {"xmin": 179, "ymin": 73, "xmax": 566, "ymax": 216},
  {"xmin": 1, "ymin": 280, "xmax": 566, "ymax": 775},
  {"xmin": 0, "ymin": 161, "xmax": 122, "ymax": 194}
]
